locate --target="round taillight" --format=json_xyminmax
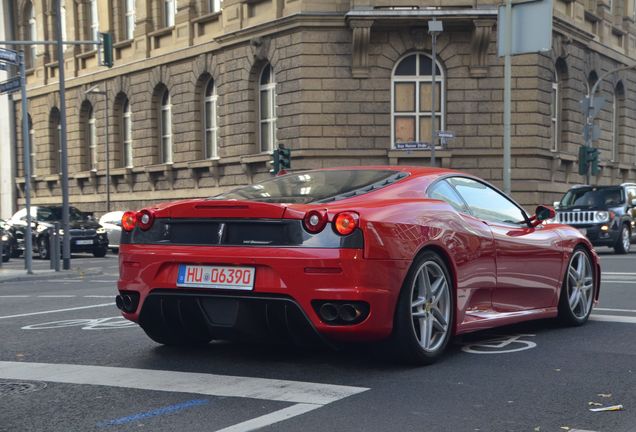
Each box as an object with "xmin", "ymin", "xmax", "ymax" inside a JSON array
[
  {"xmin": 333, "ymin": 212, "xmax": 359, "ymax": 236},
  {"xmin": 121, "ymin": 211, "xmax": 137, "ymax": 232},
  {"xmin": 136, "ymin": 209, "xmax": 155, "ymax": 231},
  {"xmin": 303, "ymin": 210, "xmax": 328, "ymax": 233}
]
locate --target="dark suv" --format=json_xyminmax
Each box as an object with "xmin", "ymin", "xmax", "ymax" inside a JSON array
[
  {"xmin": 8, "ymin": 206, "xmax": 109, "ymax": 259},
  {"xmin": 554, "ymin": 183, "xmax": 636, "ymax": 254}
]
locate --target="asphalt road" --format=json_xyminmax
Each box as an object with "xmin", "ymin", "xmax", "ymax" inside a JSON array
[{"xmin": 0, "ymin": 249, "xmax": 634, "ymax": 432}]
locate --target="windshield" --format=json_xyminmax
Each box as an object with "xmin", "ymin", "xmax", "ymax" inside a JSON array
[
  {"xmin": 212, "ymin": 170, "xmax": 404, "ymax": 204},
  {"xmin": 560, "ymin": 187, "xmax": 624, "ymax": 209},
  {"xmin": 37, "ymin": 206, "xmax": 88, "ymax": 222}
]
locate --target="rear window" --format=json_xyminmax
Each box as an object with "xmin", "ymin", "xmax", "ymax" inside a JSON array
[
  {"xmin": 212, "ymin": 169, "xmax": 406, "ymax": 204},
  {"xmin": 560, "ymin": 187, "xmax": 624, "ymax": 209}
]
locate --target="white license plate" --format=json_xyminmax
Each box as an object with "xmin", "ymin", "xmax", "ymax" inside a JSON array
[
  {"xmin": 76, "ymin": 239, "xmax": 93, "ymax": 245},
  {"xmin": 578, "ymin": 228, "xmax": 587, "ymax": 236},
  {"xmin": 177, "ymin": 265, "xmax": 255, "ymax": 290}
]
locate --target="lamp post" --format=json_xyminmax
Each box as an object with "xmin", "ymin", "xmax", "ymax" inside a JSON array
[
  {"xmin": 85, "ymin": 84, "xmax": 110, "ymax": 213},
  {"xmin": 428, "ymin": 19, "xmax": 443, "ymax": 167}
]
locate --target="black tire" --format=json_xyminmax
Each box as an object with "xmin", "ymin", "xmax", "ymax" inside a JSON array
[
  {"xmin": 614, "ymin": 224, "xmax": 631, "ymax": 255},
  {"xmin": 38, "ymin": 237, "xmax": 50, "ymax": 260},
  {"xmin": 392, "ymin": 250, "xmax": 454, "ymax": 365},
  {"xmin": 110, "ymin": 247, "xmax": 119, "ymax": 254},
  {"xmin": 93, "ymin": 246, "xmax": 107, "ymax": 258},
  {"xmin": 558, "ymin": 246, "xmax": 595, "ymax": 326},
  {"xmin": 10, "ymin": 244, "xmax": 20, "ymax": 258},
  {"xmin": 2, "ymin": 252, "xmax": 9, "ymax": 262}
]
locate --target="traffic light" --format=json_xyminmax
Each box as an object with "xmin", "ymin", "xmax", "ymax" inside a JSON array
[
  {"xmin": 578, "ymin": 145, "xmax": 600, "ymax": 177},
  {"xmin": 279, "ymin": 146, "xmax": 291, "ymax": 170},
  {"xmin": 269, "ymin": 149, "xmax": 280, "ymax": 175},
  {"xmin": 99, "ymin": 33, "xmax": 113, "ymax": 68}
]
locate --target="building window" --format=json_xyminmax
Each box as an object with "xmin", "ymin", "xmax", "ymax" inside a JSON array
[
  {"xmin": 164, "ymin": 0, "xmax": 176, "ymax": 27},
  {"xmin": 160, "ymin": 90, "xmax": 173, "ymax": 164},
  {"xmin": 551, "ymin": 70, "xmax": 560, "ymax": 152},
  {"xmin": 28, "ymin": 115, "xmax": 36, "ymax": 177},
  {"xmin": 89, "ymin": 0, "xmax": 99, "ymax": 41},
  {"xmin": 204, "ymin": 79, "xmax": 218, "ymax": 159},
  {"xmin": 87, "ymin": 105, "xmax": 98, "ymax": 171},
  {"xmin": 50, "ymin": 108, "xmax": 61, "ymax": 175},
  {"xmin": 124, "ymin": 0, "xmax": 135, "ymax": 40},
  {"xmin": 391, "ymin": 53, "xmax": 445, "ymax": 148},
  {"xmin": 259, "ymin": 64, "xmax": 276, "ymax": 153},
  {"xmin": 25, "ymin": 1, "xmax": 37, "ymax": 68},
  {"xmin": 209, "ymin": 0, "xmax": 222, "ymax": 13},
  {"xmin": 122, "ymin": 99, "xmax": 133, "ymax": 168}
]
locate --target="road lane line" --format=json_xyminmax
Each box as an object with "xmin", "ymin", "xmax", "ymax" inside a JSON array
[
  {"xmin": 590, "ymin": 314, "xmax": 636, "ymax": 324},
  {"xmin": 83, "ymin": 295, "xmax": 115, "ymax": 298},
  {"xmin": 0, "ymin": 361, "xmax": 369, "ymax": 405},
  {"xmin": 97, "ymin": 399, "xmax": 210, "ymax": 427},
  {"xmin": 214, "ymin": 403, "xmax": 321, "ymax": 432},
  {"xmin": 602, "ymin": 272, "xmax": 636, "ymax": 275},
  {"xmin": 600, "ymin": 281, "xmax": 635, "ymax": 284},
  {"xmin": 38, "ymin": 295, "xmax": 76, "ymax": 298},
  {"xmin": 595, "ymin": 307, "xmax": 636, "ymax": 313},
  {"xmin": 0, "ymin": 303, "xmax": 115, "ymax": 320},
  {"xmin": 0, "ymin": 295, "xmax": 30, "ymax": 298}
]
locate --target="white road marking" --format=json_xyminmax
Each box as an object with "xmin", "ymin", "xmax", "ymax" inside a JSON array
[
  {"xmin": 0, "ymin": 303, "xmax": 115, "ymax": 320},
  {"xmin": 215, "ymin": 403, "xmax": 321, "ymax": 432},
  {"xmin": 590, "ymin": 314, "xmax": 636, "ymax": 324},
  {"xmin": 0, "ymin": 361, "xmax": 366, "ymax": 405},
  {"xmin": 0, "ymin": 295, "xmax": 30, "ymax": 298},
  {"xmin": 87, "ymin": 280, "xmax": 117, "ymax": 283},
  {"xmin": 38, "ymin": 295, "xmax": 76, "ymax": 298},
  {"xmin": 83, "ymin": 295, "xmax": 115, "ymax": 298},
  {"xmin": 601, "ymin": 281, "xmax": 635, "ymax": 284},
  {"xmin": 602, "ymin": 272, "xmax": 636, "ymax": 276},
  {"xmin": 595, "ymin": 307, "xmax": 636, "ymax": 313}
]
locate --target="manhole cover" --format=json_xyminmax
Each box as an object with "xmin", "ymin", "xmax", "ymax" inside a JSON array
[{"xmin": 0, "ymin": 380, "xmax": 47, "ymax": 396}]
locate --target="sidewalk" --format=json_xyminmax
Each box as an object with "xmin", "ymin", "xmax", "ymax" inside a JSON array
[{"xmin": 0, "ymin": 258, "xmax": 103, "ymax": 283}]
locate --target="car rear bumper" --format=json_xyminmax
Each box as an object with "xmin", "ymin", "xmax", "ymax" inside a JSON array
[{"xmin": 118, "ymin": 244, "xmax": 411, "ymax": 342}]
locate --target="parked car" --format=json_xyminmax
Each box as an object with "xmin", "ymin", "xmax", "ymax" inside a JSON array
[
  {"xmin": 99, "ymin": 211, "xmax": 125, "ymax": 254},
  {"xmin": 116, "ymin": 167, "xmax": 600, "ymax": 365},
  {"xmin": 8, "ymin": 206, "xmax": 109, "ymax": 259},
  {"xmin": 553, "ymin": 183, "xmax": 636, "ymax": 254},
  {"xmin": 0, "ymin": 219, "xmax": 17, "ymax": 262}
]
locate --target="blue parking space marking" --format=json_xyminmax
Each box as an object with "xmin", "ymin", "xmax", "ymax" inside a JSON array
[{"xmin": 97, "ymin": 399, "xmax": 209, "ymax": 427}]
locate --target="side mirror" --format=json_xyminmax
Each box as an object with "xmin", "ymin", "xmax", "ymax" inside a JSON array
[
  {"xmin": 530, "ymin": 205, "xmax": 556, "ymax": 227},
  {"xmin": 553, "ymin": 201, "xmax": 560, "ymax": 210}
]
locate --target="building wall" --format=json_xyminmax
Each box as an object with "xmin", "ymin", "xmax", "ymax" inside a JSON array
[
  {"xmin": 10, "ymin": 0, "xmax": 636, "ymax": 218},
  {"xmin": 0, "ymin": 0, "xmax": 17, "ymax": 219}
]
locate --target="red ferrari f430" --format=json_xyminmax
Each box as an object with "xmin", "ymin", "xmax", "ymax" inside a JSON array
[{"xmin": 117, "ymin": 167, "xmax": 600, "ymax": 364}]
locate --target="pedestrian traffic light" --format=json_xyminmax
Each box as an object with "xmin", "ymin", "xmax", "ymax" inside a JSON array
[
  {"xmin": 279, "ymin": 146, "xmax": 291, "ymax": 170},
  {"xmin": 269, "ymin": 149, "xmax": 280, "ymax": 175},
  {"xmin": 578, "ymin": 145, "xmax": 600, "ymax": 177},
  {"xmin": 99, "ymin": 33, "xmax": 113, "ymax": 68}
]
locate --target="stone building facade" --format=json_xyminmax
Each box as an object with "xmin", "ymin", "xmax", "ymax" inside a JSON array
[{"xmin": 8, "ymin": 0, "xmax": 636, "ymax": 216}]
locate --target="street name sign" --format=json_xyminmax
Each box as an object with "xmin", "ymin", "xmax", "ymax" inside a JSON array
[
  {"xmin": 0, "ymin": 48, "xmax": 19, "ymax": 65},
  {"xmin": 0, "ymin": 77, "xmax": 22, "ymax": 95},
  {"xmin": 395, "ymin": 142, "xmax": 432, "ymax": 150},
  {"xmin": 437, "ymin": 130, "xmax": 455, "ymax": 139}
]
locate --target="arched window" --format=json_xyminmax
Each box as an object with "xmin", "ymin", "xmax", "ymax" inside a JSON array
[
  {"xmin": 89, "ymin": 0, "xmax": 99, "ymax": 41},
  {"xmin": 391, "ymin": 53, "xmax": 444, "ymax": 148},
  {"xmin": 204, "ymin": 79, "xmax": 218, "ymax": 159},
  {"xmin": 121, "ymin": 99, "xmax": 133, "ymax": 168},
  {"xmin": 259, "ymin": 64, "xmax": 276, "ymax": 153},
  {"xmin": 164, "ymin": 0, "xmax": 176, "ymax": 27},
  {"xmin": 160, "ymin": 90, "xmax": 173, "ymax": 163},
  {"xmin": 124, "ymin": 0, "xmax": 136, "ymax": 40},
  {"xmin": 28, "ymin": 114, "xmax": 36, "ymax": 177},
  {"xmin": 25, "ymin": 1, "xmax": 37, "ymax": 68},
  {"xmin": 49, "ymin": 108, "xmax": 61, "ymax": 175},
  {"xmin": 612, "ymin": 83, "xmax": 624, "ymax": 163}
]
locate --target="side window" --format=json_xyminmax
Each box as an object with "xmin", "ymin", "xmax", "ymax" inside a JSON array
[
  {"xmin": 427, "ymin": 180, "xmax": 467, "ymax": 213},
  {"xmin": 627, "ymin": 187, "xmax": 636, "ymax": 204},
  {"xmin": 448, "ymin": 177, "xmax": 527, "ymax": 225}
]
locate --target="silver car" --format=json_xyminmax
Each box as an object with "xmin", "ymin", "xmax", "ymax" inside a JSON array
[{"xmin": 99, "ymin": 211, "xmax": 124, "ymax": 253}]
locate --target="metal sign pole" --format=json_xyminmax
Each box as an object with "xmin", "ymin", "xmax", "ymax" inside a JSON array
[
  {"xmin": 105, "ymin": 81, "xmax": 111, "ymax": 212},
  {"xmin": 54, "ymin": 0, "xmax": 70, "ymax": 270},
  {"xmin": 503, "ymin": 0, "xmax": 512, "ymax": 195},
  {"xmin": 19, "ymin": 51, "xmax": 33, "ymax": 274}
]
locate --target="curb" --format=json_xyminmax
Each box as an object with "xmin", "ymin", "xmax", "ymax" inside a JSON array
[{"xmin": 0, "ymin": 268, "xmax": 104, "ymax": 283}]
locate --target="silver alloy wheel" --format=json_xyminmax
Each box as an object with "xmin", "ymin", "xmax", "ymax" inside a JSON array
[
  {"xmin": 622, "ymin": 227, "xmax": 630, "ymax": 253},
  {"xmin": 409, "ymin": 260, "xmax": 451, "ymax": 352},
  {"xmin": 567, "ymin": 250, "xmax": 594, "ymax": 319}
]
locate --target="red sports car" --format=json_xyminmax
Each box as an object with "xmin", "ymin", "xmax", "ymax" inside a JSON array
[{"xmin": 117, "ymin": 167, "xmax": 600, "ymax": 364}]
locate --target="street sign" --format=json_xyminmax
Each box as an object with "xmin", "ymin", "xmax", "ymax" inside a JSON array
[
  {"xmin": 437, "ymin": 130, "xmax": 455, "ymax": 139},
  {"xmin": 395, "ymin": 142, "xmax": 432, "ymax": 150},
  {"xmin": 0, "ymin": 48, "xmax": 19, "ymax": 65},
  {"xmin": 497, "ymin": 0, "xmax": 553, "ymax": 56},
  {"xmin": 580, "ymin": 95, "xmax": 606, "ymax": 119},
  {"xmin": 0, "ymin": 77, "xmax": 21, "ymax": 94}
]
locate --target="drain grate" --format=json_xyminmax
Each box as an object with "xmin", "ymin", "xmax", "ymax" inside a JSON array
[{"xmin": 0, "ymin": 380, "xmax": 47, "ymax": 396}]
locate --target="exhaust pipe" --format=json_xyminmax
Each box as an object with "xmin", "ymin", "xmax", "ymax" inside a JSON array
[
  {"xmin": 319, "ymin": 303, "xmax": 339, "ymax": 322},
  {"xmin": 115, "ymin": 295, "xmax": 124, "ymax": 311},
  {"xmin": 338, "ymin": 304, "xmax": 361, "ymax": 322},
  {"xmin": 122, "ymin": 294, "xmax": 134, "ymax": 312}
]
